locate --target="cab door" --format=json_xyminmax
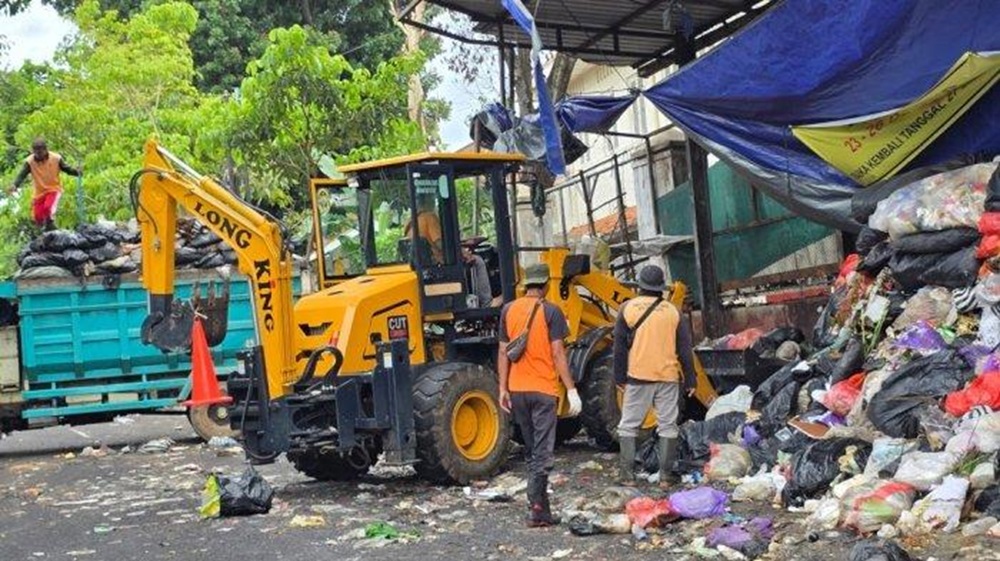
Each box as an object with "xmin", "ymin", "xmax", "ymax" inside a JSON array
[
  {"xmin": 405, "ymin": 164, "xmax": 467, "ymax": 315},
  {"xmin": 309, "ymin": 178, "xmax": 364, "ymax": 289}
]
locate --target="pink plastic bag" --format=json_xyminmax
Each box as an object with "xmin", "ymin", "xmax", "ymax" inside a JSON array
[
  {"xmin": 725, "ymin": 328, "xmax": 766, "ymax": 350},
  {"xmin": 821, "ymin": 373, "xmax": 866, "ymax": 417},
  {"xmin": 625, "ymin": 497, "xmax": 677, "ymax": 528}
]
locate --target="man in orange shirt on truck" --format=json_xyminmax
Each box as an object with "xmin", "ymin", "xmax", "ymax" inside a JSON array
[
  {"xmin": 8, "ymin": 138, "xmax": 81, "ymax": 231},
  {"xmin": 497, "ymin": 263, "xmax": 582, "ymax": 527}
]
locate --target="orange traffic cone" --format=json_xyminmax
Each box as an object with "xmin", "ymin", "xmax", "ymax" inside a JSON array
[{"xmin": 182, "ymin": 317, "xmax": 233, "ymax": 407}]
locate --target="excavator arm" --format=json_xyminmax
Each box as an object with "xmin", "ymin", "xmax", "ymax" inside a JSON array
[{"xmin": 134, "ymin": 140, "xmax": 299, "ymax": 400}]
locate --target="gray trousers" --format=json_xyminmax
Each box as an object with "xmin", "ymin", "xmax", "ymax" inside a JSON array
[
  {"xmin": 511, "ymin": 392, "xmax": 557, "ymax": 477},
  {"xmin": 617, "ymin": 382, "xmax": 680, "ymax": 439}
]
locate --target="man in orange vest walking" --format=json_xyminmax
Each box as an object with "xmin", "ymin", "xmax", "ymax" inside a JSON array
[
  {"xmin": 498, "ymin": 263, "xmax": 582, "ymax": 527},
  {"xmin": 8, "ymin": 138, "xmax": 81, "ymax": 231},
  {"xmin": 614, "ymin": 265, "xmax": 697, "ymax": 488}
]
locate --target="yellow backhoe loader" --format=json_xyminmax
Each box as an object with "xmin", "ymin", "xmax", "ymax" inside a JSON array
[{"xmin": 132, "ymin": 140, "xmax": 716, "ymax": 484}]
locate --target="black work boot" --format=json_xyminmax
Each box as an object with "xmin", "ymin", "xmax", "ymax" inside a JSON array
[
  {"xmin": 657, "ymin": 437, "xmax": 678, "ymax": 490},
  {"xmin": 618, "ymin": 436, "xmax": 637, "ymax": 486},
  {"xmin": 527, "ymin": 474, "xmax": 560, "ymax": 527}
]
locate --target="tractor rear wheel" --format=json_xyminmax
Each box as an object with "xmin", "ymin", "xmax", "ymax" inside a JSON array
[
  {"xmin": 413, "ymin": 362, "xmax": 510, "ymax": 484},
  {"xmin": 580, "ymin": 351, "xmax": 655, "ymax": 450},
  {"xmin": 555, "ymin": 417, "xmax": 583, "ymax": 445},
  {"xmin": 287, "ymin": 448, "xmax": 365, "ymax": 481}
]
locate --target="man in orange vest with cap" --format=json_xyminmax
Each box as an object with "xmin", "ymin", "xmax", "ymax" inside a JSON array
[
  {"xmin": 614, "ymin": 264, "xmax": 697, "ymax": 488},
  {"xmin": 8, "ymin": 138, "xmax": 81, "ymax": 231},
  {"xmin": 498, "ymin": 262, "xmax": 582, "ymax": 527}
]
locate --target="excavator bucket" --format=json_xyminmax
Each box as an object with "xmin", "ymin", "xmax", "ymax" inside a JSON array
[
  {"xmin": 141, "ymin": 298, "xmax": 196, "ymax": 354},
  {"xmin": 141, "ymin": 280, "xmax": 231, "ymax": 353},
  {"xmin": 191, "ymin": 280, "xmax": 230, "ymax": 347}
]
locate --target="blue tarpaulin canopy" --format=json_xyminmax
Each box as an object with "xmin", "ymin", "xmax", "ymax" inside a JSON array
[{"xmin": 557, "ymin": 0, "xmax": 1000, "ymax": 231}]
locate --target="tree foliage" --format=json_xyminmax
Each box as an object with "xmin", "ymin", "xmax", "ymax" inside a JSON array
[
  {"xmin": 227, "ymin": 25, "xmax": 425, "ymax": 208},
  {"xmin": 24, "ymin": 0, "xmax": 406, "ymax": 93}
]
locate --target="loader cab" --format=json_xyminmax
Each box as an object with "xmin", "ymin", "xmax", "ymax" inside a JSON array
[{"xmin": 315, "ymin": 153, "xmax": 523, "ymax": 322}]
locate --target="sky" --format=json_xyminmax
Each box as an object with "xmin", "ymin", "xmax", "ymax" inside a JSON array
[{"xmin": 0, "ymin": 1, "xmax": 492, "ymax": 151}]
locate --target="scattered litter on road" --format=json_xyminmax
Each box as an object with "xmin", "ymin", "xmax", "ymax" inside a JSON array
[
  {"xmin": 138, "ymin": 438, "xmax": 174, "ymax": 454},
  {"xmin": 289, "ymin": 514, "xmax": 326, "ymax": 528},
  {"xmin": 200, "ymin": 467, "xmax": 273, "ymax": 518}
]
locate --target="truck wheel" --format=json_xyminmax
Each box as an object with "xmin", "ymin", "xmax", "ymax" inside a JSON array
[
  {"xmin": 188, "ymin": 404, "xmax": 239, "ymax": 442},
  {"xmin": 413, "ymin": 362, "xmax": 510, "ymax": 484},
  {"xmin": 580, "ymin": 352, "xmax": 655, "ymax": 450},
  {"xmin": 287, "ymin": 448, "xmax": 365, "ymax": 481}
]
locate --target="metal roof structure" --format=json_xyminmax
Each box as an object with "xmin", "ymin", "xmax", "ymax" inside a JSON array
[{"xmin": 399, "ymin": 0, "xmax": 775, "ymax": 76}]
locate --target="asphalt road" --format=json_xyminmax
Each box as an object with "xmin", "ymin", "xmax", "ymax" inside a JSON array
[{"xmin": 0, "ymin": 415, "xmax": 993, "ymax": 561}]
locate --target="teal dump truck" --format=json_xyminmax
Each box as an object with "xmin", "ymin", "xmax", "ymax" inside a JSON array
[{"xmin": 0, "ymin": 269, "xmax": 279, "ymax": 440}]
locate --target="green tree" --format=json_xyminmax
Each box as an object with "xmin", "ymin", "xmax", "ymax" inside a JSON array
[
  {"xmin": 227, "ymin": 25, "xmax": 425, "ymax": 208},
  {"xmin": 24, "ymin": 0, "xmax": 407, "ymax": 93}
]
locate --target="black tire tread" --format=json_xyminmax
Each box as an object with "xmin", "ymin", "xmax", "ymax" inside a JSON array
[
  {"xmin": 287, "ymin": 450, "xmax": 363, "ymax": 481},
  {"xmin": 412, "ymin": 362, "xmax": 510, "ymax": 484},
  {"xmin": 579, "ymin": 352, "xmax": 620, "ymax": 450}
]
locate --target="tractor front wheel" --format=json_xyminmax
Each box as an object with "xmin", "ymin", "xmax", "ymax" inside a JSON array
[{"xmin": 413, "ymin": 362, "xmax": 511, "ymax": 484}]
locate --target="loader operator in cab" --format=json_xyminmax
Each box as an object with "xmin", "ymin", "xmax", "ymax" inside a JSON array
[
  {"xmin": 8, "ymin": 138, "xmax": 81, "ymax": 231},
  {"xmin": 405, "ymin": 192, "xmax": 444, "ymax": 264}
]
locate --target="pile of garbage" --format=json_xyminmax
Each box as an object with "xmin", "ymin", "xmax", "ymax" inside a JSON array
[
  {"xmin": 14, "ymin": 218, "xmax": 238, "ymax": 279},
  {"xmin": 645, "ymin": 161, "xmax": 1000, "ymax": 549}
]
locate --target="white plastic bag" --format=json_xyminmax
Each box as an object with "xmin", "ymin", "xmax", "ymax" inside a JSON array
[
  {"xmin": 732, "ymin": 470, "xmax": 786, "ymax": 503},
  {"xmin": 706, "ymin": 385, "xmax": 753, "ymax": 420},
  {"xmin": 865, "ymin": 438, "xmax": 918, "ymax": 477},
  {"xmin": 910, "ymin": 475, "xmax": 969, "ymax": 533},
  {"xmin": 893, "ymin": 451, "xmax": 962, "ymax": 491},
  {"xmin": 869, "ymin": 162, "xmax": 994, "ymax": 239},
  {"xmin": 806, "ymin": 498, "xmax": 841, "ymax": 532}
]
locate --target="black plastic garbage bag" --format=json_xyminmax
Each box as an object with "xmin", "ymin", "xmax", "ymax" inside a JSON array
[
  {"xmin": 87, "ymin": 241, "xmax": 122, "ymax": 263},
  {"xmin": 918, "ymin": 245, "xmax": 979, "ymax": 288},
  {"xmin": 987, "ymin": 164, "xmax": 1000, "ymax": 212},
  {"xmin": 856, "ymin": 227, "xmax": 889, "ymax": 256},
  {"xmin": 29, "ymin": 230, "xmax": 87, "ymax": 253},
  {"xmin": 867, "ymin": 350, "xmax": 972, "ymax": 438},
  {"xmin": 888, "ymin": 252, "xmax": 941, "ymax": 291},
  {"xmin": 974, "ymin": 485, "xmax": 1000, "ymax": 518},
  {"xmin": 848, "ymin": 539, "xmax": 914, "ymax": 561},
  {"xmin": 752, "ymin": 361, "xmax": 813, "ymax": 410},
  {"xmin": 830, "ymin": 337, "xmax": 864, "ymax": 385},
  {"xmin": 781, "ymin": 438, "xmax": 871, "ymax": 507},
  {"xmin": 892, "ymin": 227, "xmax": 980, "ymax": 255},
  {"xmin": 60, "ymin": 249, "xmax": 91, "ymax": 268},
  {"xmin": 758, "ymin": 382, "xmax": 800, "ymax": 438},
  {"xmin": 751, "ymin": 327, "xmax": 805, "ymax": 357},
  {"xmin": 675, "ymin": 412, "xmax": 746, "ymax": 472},
  {"xmin": 189, "ymin": 229, "xmax": 222, "ymax": 249},
  {"xmin": 857, "ymin": 241, "xmax": 894, "ymax": 274},
  {"xmin": 813, "ymin": 285, "xmax": 849, "ymax": 347},
  {"xmin": 203, "ymin": 467, "xmax": 274, "ymax": 517},
  {"xmin": 77, "ymin": 223, "xmax": 124, "ymax": 247},
  {"xmin": 636, "ymin": 436, "xmax": 659, "ymax": 473},
  {"xmin": 195, "ymin": 251, "xmax": 227, "ymax": 269},
  {"xmin": 174, "ymin": 246, "xmax": 201, "ymax": 266},
  {"xmin": 20, "ymin": 252, "xmax": 62, "ymax": 269}
]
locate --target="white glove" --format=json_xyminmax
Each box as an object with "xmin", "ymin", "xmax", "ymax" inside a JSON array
[{"xmin": 566, "ymin": 388, "xmax": 582, "ymax": 417}]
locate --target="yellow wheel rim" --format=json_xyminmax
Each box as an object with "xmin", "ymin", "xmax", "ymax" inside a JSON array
[
  {"xmin": 615, "ymin": 387, "xmax": 659, "ymax": 430},
  {"xmin": 451, "ymin": 390, "xmax": 500, "ymax": 461}
]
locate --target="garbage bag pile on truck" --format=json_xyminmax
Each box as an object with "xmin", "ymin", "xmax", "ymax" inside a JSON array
[
  {"xmin": 654, "ymin": 162, "xmax": 1000, "ymax": 541},
  {"xmin": 14, "ymin": 218, "xmax": 238, "ymax": 279}
]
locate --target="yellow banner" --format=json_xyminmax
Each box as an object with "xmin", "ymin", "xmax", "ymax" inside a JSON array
[{"xmin": 792, "ymin": 52, "xmax": 1000, "ymax": 186}]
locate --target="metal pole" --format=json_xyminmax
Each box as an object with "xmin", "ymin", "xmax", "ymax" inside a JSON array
[
  {"xmin": 473, "ymin": 122, "xmax": 482, "ymax": 236},
  {"xmin": 675, "ymin": 38, "xmax": 724, "ymax": 337},
  {"xmin": 611, "ymin": 153, "xmax": 636, "ymax": 281},
  {"xmin": 75, "ymin": 169, "xmax": 85, "ymax": 225},
  {"xmin": 497, "ymin": 22, "xmax": 506, "ymax": 107},
  {"xmin": 558, "ymin": 186, "xmax": 569, "ymax": 246},
  {"xmin": 578, "ymin": 170, "xmax": 597, "ymax": 237},
  {"xmin": 644, "ymin": 137, "xmax": 661, "ymax": 234}
]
